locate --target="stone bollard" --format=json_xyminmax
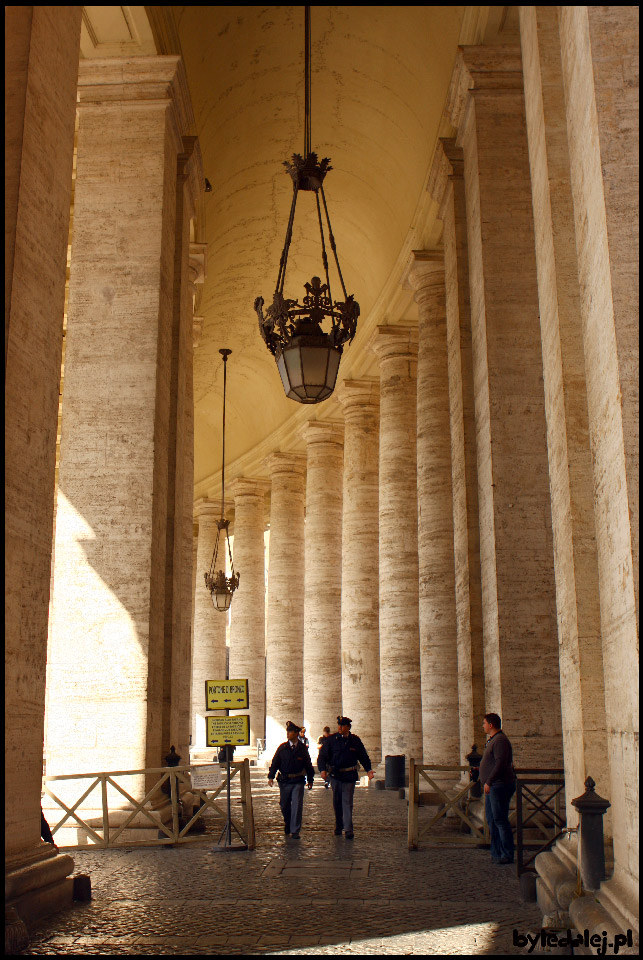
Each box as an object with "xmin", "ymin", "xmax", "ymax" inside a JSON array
[{"xmin": 571, "ymin": 776, "xmax": 611, "ymax": 891}]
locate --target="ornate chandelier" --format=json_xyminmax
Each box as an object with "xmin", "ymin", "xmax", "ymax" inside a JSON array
[
  {"xmin": 254, "ymin": 6, "xmax": 359, "ymax": 404},
  {"xmin": 204, "ymin": 349, "xmax": 240, "ymax": 612}
]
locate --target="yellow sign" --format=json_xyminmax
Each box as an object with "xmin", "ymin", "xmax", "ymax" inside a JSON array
[
  {"xmin": 206, "ymin": 715, "xmax": 250, "ymax": 747},
  {"xmin": 205, "ymin": 679, "xmax": 249, "ymax": 711}
]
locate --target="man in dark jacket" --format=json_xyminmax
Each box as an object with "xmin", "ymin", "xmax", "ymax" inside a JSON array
[
  {"xmin": 479, "ymin": 712, "xmax": 516, "ymax": 864},
  {"xmin": 317, "ymin": 716, "xmax": 374, "ymax": 839},
  {"xmin": 268, "ymin": 721, "xmax": 314, "ymax": 839}
]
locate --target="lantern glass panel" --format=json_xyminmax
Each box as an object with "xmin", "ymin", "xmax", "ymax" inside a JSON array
[
  {"xmin": 276, "ymin": 352, "xmax": 290, "ymax": 395},
  {"xmin": 213, "ymin": 588, "xmax": 231, "ymax": 612},
  {"xmin": 284, "ymin": 345, "xmax": 303, "ymax": 390},
  {"xmin": 300, "ymin": 344, "xmax": 330, "ymax": 391},
  {"xmin": 326, "ymin": 347, "xmax": 341, "ymax": 391}
]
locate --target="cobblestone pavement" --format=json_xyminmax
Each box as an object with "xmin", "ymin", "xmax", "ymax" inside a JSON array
[{"xmin": 24, "ymin": 772, "xmax": 543, "ymax": 955}]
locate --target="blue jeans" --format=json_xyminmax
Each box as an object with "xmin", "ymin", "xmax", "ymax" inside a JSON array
[
  {"xmin": 485, "ymin": 782, "xmax": 516, "ymax": 861},
  {"xmin": 279, "ymin": 781, "xmax": 305, "ymax": 833}
]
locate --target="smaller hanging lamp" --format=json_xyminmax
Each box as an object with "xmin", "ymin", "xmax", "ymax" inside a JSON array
[
  {"xmin": 254, "ymin": 6, "xmax": 359, "ymax": 403},
  {"xmin": 204, "ymin": 349, "xmax": 240, "ymax": 612}
]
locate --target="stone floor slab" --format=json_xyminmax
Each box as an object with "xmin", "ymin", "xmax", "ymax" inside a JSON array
[{"xmin": 24, "ymin": 772, "xmax": 543, "ymax": 955}]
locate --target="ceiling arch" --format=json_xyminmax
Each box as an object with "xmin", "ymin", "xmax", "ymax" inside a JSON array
[{"xmin": 172, "ymin": 5, "xmax": 467, "ymax": 487}]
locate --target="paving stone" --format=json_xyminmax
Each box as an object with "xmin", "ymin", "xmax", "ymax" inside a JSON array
[{"xmin": 22, "ymin": 773, "xmax": 542, "ymax": 955}]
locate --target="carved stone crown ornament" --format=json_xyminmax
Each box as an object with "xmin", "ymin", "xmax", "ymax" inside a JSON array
[{"xmin": 253, "ymin": 7, "xmax": 359, "ymax": 404}]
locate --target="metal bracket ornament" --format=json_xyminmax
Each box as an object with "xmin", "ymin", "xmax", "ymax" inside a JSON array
[
  {"xmin": 255, "ymin": 276, "xmax": 359, "ymax": 357},
  {"xmin": 283, "ymin": 152, "xmax": 332, "ymax": 191}
]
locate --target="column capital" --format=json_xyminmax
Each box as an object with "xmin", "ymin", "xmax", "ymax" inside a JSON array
[
  {"xmin": 230, "ymin": 477, "xmax": 271, "ymax": 500},
  {"xmin": 77, "ymin": 55, "xmax": 193, "ymax": 143},
  {"xmin": 183, "ymin": 138, "xmax": 204, "ymax": 223},
  {"xmin": 336, "ymin": 379, "xmax": 380, "ymax": 414},
  {"xmin": 367, "ymin": 325, "xmax": 419, "ymax": 364},
  {"xmin": 192, "ymin": 316, "xmax": 204, "ymax": 349},
  {"xmin": 403, "ymin": 250, "xmax": 444, "ymax": 297},
  {"xmin": 189, "ymin": 243, "xmax": 207, "ymax": 286},
  {"xmin": 302, "ymin": 420, "xmax": 345, "ymax": 447},
  {"xmin": 194, "ymin": 497, "xmax": 233, "ymax": 522},
  {"xmin": 447, "ymin": 45, "xmax": 524, "ymax": 130},
  {"xmin": 264, "ymin": 451, "xmax": 307, "ymax": 478},
  {"xmin": 188, "ymin": 242, "xmax": 207, "ymax": 312},
  {"xmin": 428, "ymin": 138, "xmax": 464, "ymax": 213}
]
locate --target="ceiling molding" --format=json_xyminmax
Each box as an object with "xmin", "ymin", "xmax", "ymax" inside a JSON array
[{"xmin": 144, "ymin": 6, "xmax": 183, "ymax": 56}]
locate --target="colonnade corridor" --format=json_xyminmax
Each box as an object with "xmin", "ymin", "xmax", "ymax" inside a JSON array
[
  {"xmin": 6, "ymin": 5, "xmax": 638, "ymax": 957},
  {"xmin": 21, "ymin": 771, "xmax": 542, "ymax": 956}
]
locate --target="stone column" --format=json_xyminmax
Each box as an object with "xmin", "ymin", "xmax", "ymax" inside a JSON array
[
  {"xmin": 447, "ymin": 45, "xmax": 563, "ymax": 766},
  {"xmin": 265, "ymin": 453, "xmax": 306, "ymax": 753},
  {"xmin": 408, "ymin": 253, "xmax": 460, "ymax": 770},
  {"xmin": 519, "ymin": 3, "xmax": 608, "ymax": 830},
  {"xmin": 5, "ymin": 4, "xmax": 81, "ymax": 927},
  {"xmin": 302, "ymin": 421, "xmax": 344, "ymax": 742},
  {"xmin": 428, "ymin": 140, "xmax": 485, "ymax": 765},
  {"xmin": 191, "ymin": 499, "xmax": 228, "ymax": 748},
  {"xmin": 45, "ymin": 58, "xmax": 193, "ymax": 809},
  {"xmin": 368, "ymin": 327, "xmax": 422, "ymax": 764},
  {"xmin": 558, "ymin": 6, "xmax": 639, "ymax": 926},
  {"xmin": 337, "ymin": 380, "xmax": 381, "ymax": 763},
  {"xmin": 229, "ymin": 478, "xmax": 269, "ymax": 753},
  {"xmin": 164, "ymin": 142, "xmax": 203, "ymax": 765}
]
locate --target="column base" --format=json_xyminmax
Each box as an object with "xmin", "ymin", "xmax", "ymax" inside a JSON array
[
  {"xmin": 535, "ymin": 838, "xmax": 637, "ymax": 951},
  {"xmin": 5, "ymin": 847, "xmax": 77, "ymax": 951},
  {"xmin": 596, "ymin": 870, "xmax": 639, "ymax": 939}
]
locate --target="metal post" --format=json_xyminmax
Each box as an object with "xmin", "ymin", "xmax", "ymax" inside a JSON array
[{"xmin": 571, "ymin": 776, "xmax": 611, "ymax": 890}]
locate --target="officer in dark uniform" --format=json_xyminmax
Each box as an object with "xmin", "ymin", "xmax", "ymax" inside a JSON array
[
  {"xmin": 317, "ymin": 716, "xmax": 374, "ymax": 839},
  {"xmin": 267, "ymin": 721, "xmax": 314, "ymax": 839}
]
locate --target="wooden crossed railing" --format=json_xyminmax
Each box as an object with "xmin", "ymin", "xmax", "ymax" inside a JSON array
[
  {"xmin": 408, "ymin": 760, "xmax": 488, "ymax": 850},
  {"xmin": 42, "ymin": 759, "xmax": 255, "ymax": 849}
]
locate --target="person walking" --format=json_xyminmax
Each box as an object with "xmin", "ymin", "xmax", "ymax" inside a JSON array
[
  {"xmin": 479, "ymin": 712, "xmax": 516, "ymax": 864},
  {"xmin": 317, "ymin": 726, "xmax": 331, "ymax": 788},
  {"xmin": 268, "ymin": 721, "xmax": 314, "ymax": 839},
  {"xmin": 317, "ymin": 716, "xmax": 374, "ymax": 839},
  {"xmin": 299, "ymin": 727, "xmax": 309, "ymax": 749}
]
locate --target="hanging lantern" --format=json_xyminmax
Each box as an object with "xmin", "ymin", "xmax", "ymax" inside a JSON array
[
  {"xmin": 204, "ymin": 349, "xmax": 240, "ymax": 612},
  {"xmin": 254, "ymin": 6, "xmax": 359, "ymax": 403}
]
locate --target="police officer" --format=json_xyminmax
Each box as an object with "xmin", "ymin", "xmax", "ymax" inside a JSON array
[
  {"xmin": 317, "ymin": 716, "xmax": 374, "ymax": 839},
  {"xmin": 268, "ymin": 721, "xmax": 314, "ymax": 839}
]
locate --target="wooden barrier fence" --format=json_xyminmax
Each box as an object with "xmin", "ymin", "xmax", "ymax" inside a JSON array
[
  {"xmin": 408, "ymin": 760, "xmax": 488, "ymax": 849},
  {"xmin": 42, "ymin": 759, "xmax": 255, "ymax": 849}
]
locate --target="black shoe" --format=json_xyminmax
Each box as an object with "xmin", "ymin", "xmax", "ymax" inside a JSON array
[
  {"xmin": 291, "ymin": 832, "xmax": 300, "ymax": 839},
  {"xmin": 345, "ymin": 832, "xmax": 354, "ymax": 840},
  {"xmin": 497, "ymin": 856, "xmax": 513, "ymax": 864},
  {"xmin": 284, "ymin": 828, "xmax": 290, "ymax": 835},
  {"xmin": 334, "ymin": 828, "xmax": 343, "ymax": 835}
]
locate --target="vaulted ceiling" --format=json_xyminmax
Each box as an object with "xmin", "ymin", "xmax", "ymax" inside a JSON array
[{"xmin": 80, "ymin": 6, "xmax": 520, "ymax": 496}]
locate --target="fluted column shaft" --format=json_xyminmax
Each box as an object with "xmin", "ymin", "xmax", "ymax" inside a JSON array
[
  {"xmin": 46, "ymin": 58, "xmax": 195, "ymax": 809},
  {"xmin": 519, "ymin": 4, "xmax": 609, "ymax": 831},
  {"xmin": 338, "ymin": 381, "xmax": 381, "ymax": 762},
  {"xmin": 303, "ymin": 422, "xmax": 344, "ymax": 741},
  {"xmin": 429, "ymin": 139, "xmax": 486, "ymax": 764},
  {"xmin": 5, "ymin": 3, "xmax": 81, "ymax": 894},
  {"xmin": 265, "ymin": 453, "xmax": 306, "ymax": 751},
  {"xmin": 229, "ymin": 478, "xmax": 268, "ymax": 751},
  {"xmin": 191, "ymin": 500, "xmax": 227, "ymax": 748},
  {"xmin": 448, "ymin": 45, "xmax": 562, "ymax": 765},
  {"xmin": 409, "ymin": 254, "xmax": 460, "ymax": 769},
  {"xmin": 558, "ymin": 6, "xmax": 638, "ymax": 907},
  {"xmin": 369, "ymin": 327, "xmax": 422, "ymax": 763}
]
